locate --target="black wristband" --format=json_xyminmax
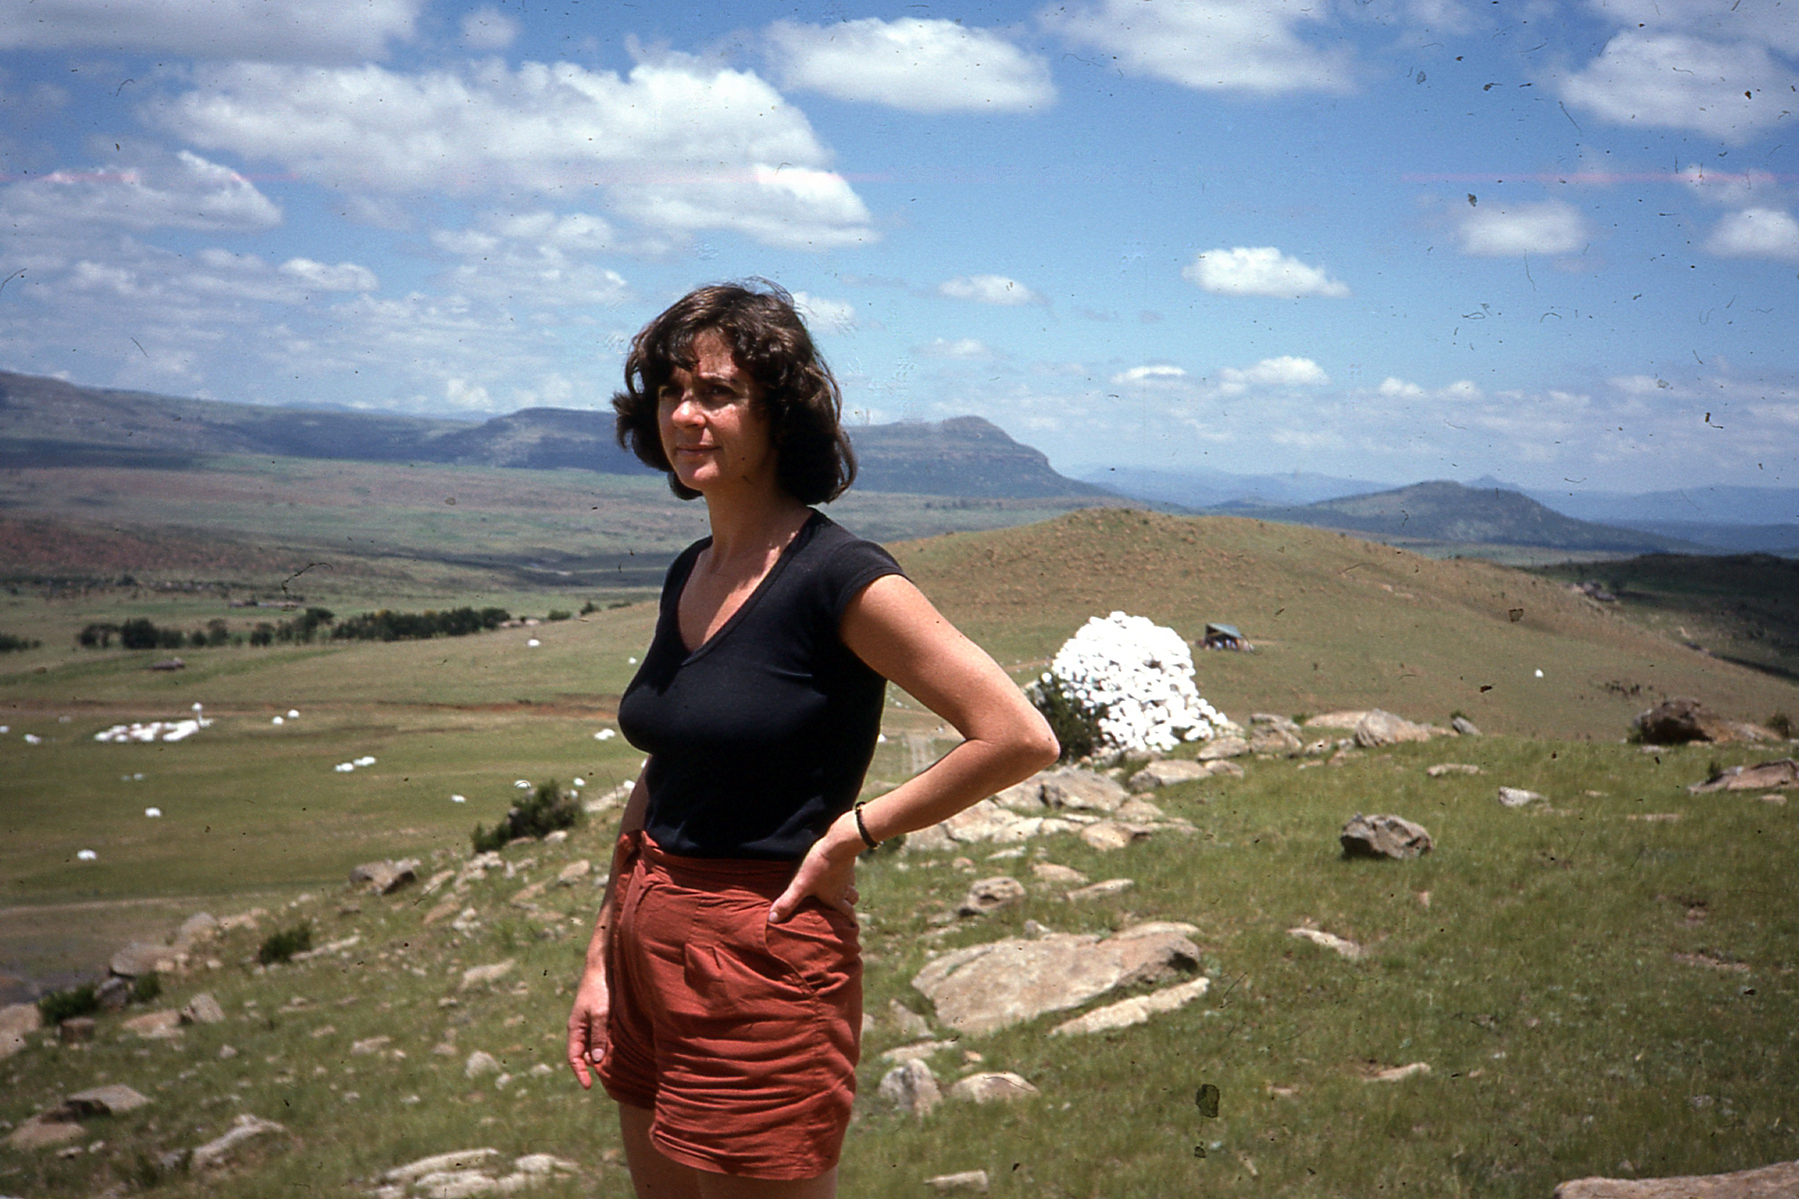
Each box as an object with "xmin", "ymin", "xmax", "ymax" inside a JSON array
[{"xmin": 854, "ymin": 803, "xmax": 879, "ymax": 850}]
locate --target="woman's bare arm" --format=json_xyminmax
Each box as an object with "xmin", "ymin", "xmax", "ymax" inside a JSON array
[{"xmin": 768, "ymin": 574, "xmax": 1059, "ymax": 923}]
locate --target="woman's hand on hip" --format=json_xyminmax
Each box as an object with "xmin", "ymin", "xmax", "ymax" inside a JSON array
[{"xmin": 769, "ymin": 812, "xmax": 862, "ymax": 924}]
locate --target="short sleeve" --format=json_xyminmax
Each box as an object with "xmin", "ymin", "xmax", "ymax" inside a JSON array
[{"xmin": 820, "ymin": 538, "xmax": 906, "ymax": 624}]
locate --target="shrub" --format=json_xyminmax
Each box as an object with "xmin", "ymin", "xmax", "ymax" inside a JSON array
[
  {"xmin": 0, "ymin": 632, "xmax": 40, "ymax": 652},
  {"xmin": 1027, "ymin": 672, "xmax": 1102, "ymax": 764},
  {"xmin": 472, "ymin": 779, "xmax": 583, "ymax": 853},
  {"xmin": 1768, "ymin": 711, "xmax": 1794, "ymax": 739},
  {"xmin": 546, "ymin": 609, "xmax": 572, "ymax": 622},
  {"xmin": 39, "ymin": 982, "xmax": 100, "ymax": 1024},
  {"xmin": 130, "ymin": 971, "xmax": 161, "ymax": 1005},
  {"xmin": 258, "ymin": 921, "xmax": 313, "ymax": 965}
]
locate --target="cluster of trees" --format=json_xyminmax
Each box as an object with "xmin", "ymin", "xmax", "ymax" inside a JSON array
[
  {"xmin": 0, "ymin": 632, "xmax": 42, "ymax": 653},
  {"xmin": 76, "ymin": 605, "xmax": 516, "ymax": 650},
  {"xmin": 330, "ymin": 606, "xmax": 510, "ymax": 642}
]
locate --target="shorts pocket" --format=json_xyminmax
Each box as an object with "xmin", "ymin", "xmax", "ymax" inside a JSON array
[{"xmin": 761, "ymin": 902, "xmax": 860, "ymax": 999}]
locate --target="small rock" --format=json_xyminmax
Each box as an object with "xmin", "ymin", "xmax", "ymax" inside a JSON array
[
  {"xmin": 1354, "ymin": 709, "xmax": 1434, "ymax": 747},
  {"xmin": 349, "ymin": 859, "xmax": 420, "ymax": 896},
  {"xmin": 460, "ymin": 960, "xmax": 516, "ymax": 990},
  {"xmin": 383, "ymin": 1149, "xmax": 503, "ymax": 1183},
  {"xmin": 1196, "ymin": 736, "xmax": 1250, "ymax": 761},
  {"xmin": 957, "ymin": 877, "xmax": 1025, "ymax": 918},
  {"xmin": 881, "ymin": 1039, "xmax": 957, "ymax": 1064},
  {"xmin": 1127, "ymin": 760, "xmax": 1213, "ymax": 790},
  {"xmin": 180, "ymin": 992, "xmax": 226, "ymax": 1025},
  {"xmin": 555, "ymin": 860, "xmax": 592, "ymax": 886},
  {"xmin": 465, "ymin": 1050, "xmax": 502, "ymax": 1079},
  {"xmin": 1426, "ymin": 763, "xmax": 1482, "ymax": 777},
  {"xmin": 877, "ymin": 1059, "xmax": 940, "ymax": 1117},
  {"xmin": 947, "ymin": 1072, "xmax": 1040, "ymax": 1104},
  {"xmin": 1497, "ymin": 787, "xmax": 1545, "ymax": 808},
  {"xmin": 1065, "ymin": 878, "xmax": 1134, "ymax": 902},
  {"xmin": 1451, "ymin": 716, "xmax": 1482, "ymax": 736},
  {"xmin": 1030, "ymin": 862, "xmax": 1088, "ymax": 887},
  {"xmin": 1080, "ymin": 821, "xmax": 1153, "ymax": 851},
  {"xmin": 887, "ymin": 1000, "xmax": 933, "ymax": 1040},
  {"xmin": 1553, "ymin": 1159, "xmax": 1799, "ymax": 1198},
  {"xmin": 5, "ymin": 1115, "xmax": 85, "ymax": 1151},
  {"xmin": 1289, "ymin": 927, "xmax": 1364, "ymax": 960},
  {"xmin": 110, "ymin": 941, "xmax": 181, "ymax": 978},
  {"xmin": 122, "ymin": 1009, "xmax": 183, "ymax": 1038},
  {"xmin": 1037, "ymin": 768, "xmax": 1128, "ymax": 814},
  {"xmin": 1339, "ymin": 814, "xmax": 1433, "ymax": 860},
  {"xmin": 59, "ymin": 1016, "xmax": 96, "ymax": 1044},
  {"xmin": 190, "ymin": 1113, "xmax": 284, "ymax": 1168},
  {"xmin": 351, "ymin": 1035, "xmax": 393, "ymax": 1055},
  {"xmin": 1, "ymin": 1002, "xmax": 41, "ymax": 1060},
  {"xmin": 1050, "ymin": 977, "xmax": 1211, "ymax": 1035},
  {"xmin": 926, "ymin": 1169, "xmax": 990, "ymax": 1194},
  {"xmin": 65, "ymin": 1085, "xmax": 151, "ymax": 1116},
  {"xmin": 1362, "ymin": 1062, "xmax": 1430, "ymax": 1083}
]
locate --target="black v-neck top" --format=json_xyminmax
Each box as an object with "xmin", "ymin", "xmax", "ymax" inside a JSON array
[{"xmin": 616, "ymin": 511, "xmax": 905, "ymax": 859}]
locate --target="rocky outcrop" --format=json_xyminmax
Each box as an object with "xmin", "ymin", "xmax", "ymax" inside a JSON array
[
  {"xmin": 1288, "ymin": 927, "xmax": 1364, "ymax": 960},
  {"xmin": 1633, "ymin": 698, "xmax": 1772, "ymax": 745},
  {"xmin": 877, "ymin": 1058, "xmax": 941, "ymax": 1116},
  {"xmin": 1339, "ymin": 814, "xmax": 1433, "ymax": 860},
  {"xmin": 1554, "ymin": 1160, "xmax": 1799, "ymax": 1198},
  {"xmin": 946, "ymin": 1072, "xmax": 1040, "ymax": 1103},
  {"xmin": 1354, "ymin": 709, "xmax": 1435, "ymax": 747},
  {"xmin": 350, "ymin": 859, "xmax": 420, "ymax": 896},
  {"xmin": 1688, "ymin": 759, "xmax": 1798, "ymax": 793},
  {"xmin": 912, "ymin": 922, "xmax": 1202, "ymax": 1036},
  {"xmin": 1049, "ymin": 976, "xmax": 1211, "ymax": 1035},
  {"xmin": 957, "ymin": 877, "xmax": 1026, "ymax": 918}
]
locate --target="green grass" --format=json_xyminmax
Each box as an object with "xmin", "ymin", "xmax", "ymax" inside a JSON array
[{"xmin": 3, "ymin": 735, "xmax": 1795, "ymax": 1198}]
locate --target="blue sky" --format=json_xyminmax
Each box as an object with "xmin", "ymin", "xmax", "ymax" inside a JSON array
[{"xmin": 1, "ymin": 0, "xmax": 1794, "ymax": 492}]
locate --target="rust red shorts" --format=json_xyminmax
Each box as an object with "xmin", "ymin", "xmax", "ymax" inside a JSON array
[{"xmin": 598, "ymin": 832, "xmax": 862, "ymax": 1180}]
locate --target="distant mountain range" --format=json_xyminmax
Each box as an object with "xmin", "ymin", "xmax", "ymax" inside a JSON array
[
  {"xmin": 0, "ymin": 370, "xmax": 1104, "ymax": 500},
  {"xmin": 1219, "ymin": 480, "xmax": 1700, "ymax": 555},
  {"xmin": 4, "ymin": 368, "xmax": 1790, "ymax": 555}
]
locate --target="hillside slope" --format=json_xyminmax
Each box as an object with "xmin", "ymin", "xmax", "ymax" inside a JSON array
[{"xmin": 891, "ymin": 508, "xmax": 1795, "ymax": 740}]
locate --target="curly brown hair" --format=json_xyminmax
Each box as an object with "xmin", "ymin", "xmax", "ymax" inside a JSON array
[{"xmin": 612, "ymin": 281, "xmax": 857, "ymax": 504}]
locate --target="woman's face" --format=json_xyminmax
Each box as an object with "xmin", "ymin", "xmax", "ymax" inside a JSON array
[{"xmin": 656, "ymin": 328, "xmax": 778, "ymax": 499}]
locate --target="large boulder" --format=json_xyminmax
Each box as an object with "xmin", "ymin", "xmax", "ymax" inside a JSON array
[
  {"xmin": 349, "ymin": 858, "xmax": 420, "ymax": 895},
  {"xmin": 1, "ymin": 1002, "xmax": 42, "ymax": 1060},
  {"xmin": 1340, "ymin": 814, "xmax": 1433, "ymax": 860},
  {"xmin": 110, "ymin": 941, "xmax": 182, "ymax": 978},
  {"xmin": 1554, "ymin": 1160, "xmax": 1799, "ymax": 1198},
  {"xmin": 1688, "ymin": 759, "xmax": 1798, "ymax": 794},
  {"xmin": 1633, "ymin": 697, "xmax": 1754, "ymax": 745},
  {"xmin": 1036, "ymin": 768, "xmax": 1128, "ymax": 814},
  {"xmin": 1354, "ymin": 710, "xmax": 1434, "ymax": 747},
  {"xmin": 912, "ymin": 923, "xmax": 1202, "ymax": 1036}
]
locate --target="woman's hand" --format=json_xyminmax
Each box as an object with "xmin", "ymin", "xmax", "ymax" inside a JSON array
[
  {"xmin": 769, "ymin": 812, "xmax": 862, "ymax": 924},
  {"xmin": 566, "ymin": 968, "xmax": 611, "ymax": 1090}
]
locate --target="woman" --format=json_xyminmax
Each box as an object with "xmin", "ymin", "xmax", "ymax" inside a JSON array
[{"xmin": 566, "ymin": 281, "xmax": 1058, "ymax": 1198}]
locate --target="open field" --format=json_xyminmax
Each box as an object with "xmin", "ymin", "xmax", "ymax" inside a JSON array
[
  {"xmin": 2, "ymin": 733, "xmax": 1794, "ymax": 1198},
  {"xmin": 4, "ymin": 471, "xmax": 1797, "ymax": 1196}
]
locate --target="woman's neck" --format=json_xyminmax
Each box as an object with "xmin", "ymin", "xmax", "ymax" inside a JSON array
[{"xmin": 700, "ymin": 486, "xmax": 812, "ymax": 573}]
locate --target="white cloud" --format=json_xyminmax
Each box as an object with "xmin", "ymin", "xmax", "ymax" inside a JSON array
[
  {"xmin": 1379, "ymin": 377, "xmax": 1427, "ymax": 399},
  {"xmin": 280, "ymin": 258, "xmax": 378, "ymax": 292},
  {"xmin": 461, "ymin": 7, "xmax": 518, "ymax": 51},
  {"xmin": 1705, "ymin": 208, "xmax": 1799, "ymax": 261},
  {"xmin": 1559, "ymin": 32, "xmax": 1795, "ymax": 143},
  {"xmin": 1456, "ymin": 200, "xmax": 1587, "ymax": 256},
  {"xmin": 792, "ymin": 291, "xmax": 857, "ymax": 333},
  {"xmin": 430, "ymin": 212, "xmax": 632, "ymax": 309},
  {"xmin": 939, "ymin": 274, "xmax": 1040, "ymax": 305},
  {"xmin": 1182, "ymin": 246, "xmax": 1350, "ymax": 298},
  {"xmin": 155, "ymin": 57, "xmax": 872, "ymax": 249},
  {"xmin": 0, "ymin": 150, "xmax": 280, "ymax": 233},
  {"xmin": 1113, "ymin": 365, "xmax": 1188, "ymax": 386},
  {"xmin": 920, "ymin": 338, "xmax": 993, "ymax": 359},
  {"xmin": 1678, "ymin": 165, "xmax": 1784, "ymax": 208},
  {"xmin": 0, "ymin": 0, "xmax": 422, "ymax": 61},
  {"xmin": 1218, "ymin": 356, "xmax": 1329, "ymax": 393},
  {"xmin": 768, "ymin": 18, "xmax": 1054, "ymax": 112},
  {"xmin": 1047, "ymin": 0, "xmax": 1354, "ymax": 95}
]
